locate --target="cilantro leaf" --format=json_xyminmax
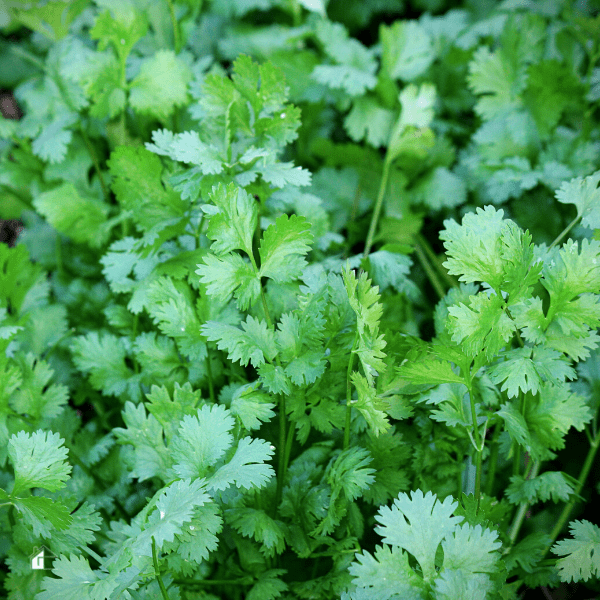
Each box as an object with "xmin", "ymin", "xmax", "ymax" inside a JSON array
[
  {"xmin": 33, "ymin": 183, "xmax": 110, "ymax": 247},
  {"xmin": 9, "ymin": 429, "xmax": 72, "ymax": 495},
  {"xmin": 552, "ymin": 520, "xmax": 600, "ymax": 583},
  {"xmin": 555, "ymin": 171, "xmax": 600, "ymax": 230},
  {"xmin": 381, "ymin": 20, "xmax": 435, "ymax": 81},
  {"xmin": 171, "ymin": 404, "xmax": 235, "ymax": 478},
  {"xmin": 133, "ymin": 478, "xmax": 212, "ymax": 555},
  {"xmin": 197, "ymin": 253, "xmax": 260, "ymax": 310},
  {"xmin": 205, "ymin": 182, "xmax": 257, "ymax": 257},
  {"xmin": 343, "ymin": 265, "xmax": 387, "ymax": 386},
  {"xmin": 129, "ymin": 50, "xmax": 192, "ymax": 120},
  {"xmin": 201, "ymin": 315, "xmax": 277, "ymax": 368},
  {"xmin": 506, "ymin": 471, "xmax": 575, "ymax": 504},
  {"xmin": 374, "ymin": 489, "xmax": 463, "ymax": 580},
  {"xmin": 9, "ymin": 494, "xmax": 72, "ymax": 538},
  {"xmin": 206, "ymin": 436, "xmax": 275, "ymax": 491},
  {"xmin": 259, "ymin": 214, "xmax": 313, "ymax": 283}
]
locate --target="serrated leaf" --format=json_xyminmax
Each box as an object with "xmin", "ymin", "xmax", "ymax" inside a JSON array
[
  {"xmin": 9, "ymin": 430, "xmax": 72, "ymax": 495},
  {"xmin": 259, "ymin": 214, "xmax": 313, "ymax": 283},
  {"xmin": 552, "ymin": 520, "xmax": 600, "ymax": 583}
]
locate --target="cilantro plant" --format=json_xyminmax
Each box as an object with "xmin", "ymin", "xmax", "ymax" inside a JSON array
[{"xmin": 2, "ymin": 0, "xmax": 600, "ymax": 599}]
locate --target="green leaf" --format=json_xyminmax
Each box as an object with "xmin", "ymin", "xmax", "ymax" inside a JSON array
[
  {"xmin": 9, "ymin": 430, "xmax": 72, "ymax": 495},
  {"xmin": 171, "ymin": 404, "xmax": 235, "ymax": 479},
  {"xmin": 396, "ymin": 357, "xmax": 465, "ymax": 386},
  {"xmin": 37, "ymin": 554, "xmax": 99, "ymax": 599},
  {"xmin": 205, "ymin": 182, "xmax": 257, "ymax": 257},
  {"xmin": 11, "ymin": 495, "xmax": 72, "ymax": 538},
  {"xmin": 226, "ymin": 507, "xmax": 286, "ymax": 557},
  {"xmin": 380, "ymin": 20, "xmax": 435, "ymax": 81},
  {"xmin": 374, "ymin": 490, "xmax": 463, "ymax": 580},
  {"xmin": 108, "ymin": 146, "xmax": 187, "ymax": 233},
  {"xmin": 555, "ymin": 170, "xmax": 600, "ymax": 230},
  {"xmin": 197, "ymin": 253, "xmax": 260, "ymax": 311},
  {"xmin": 343, "ymin": 265, "xmax": 387, "ymax": 386},
  {"xmin": 71, "ymin": 331, "xmax": 141, "ymax": 400},
  {"xmin": 90, "ymin": 5, "xmax": 148, "ymax": 65},
  {"xmin": 230, "ymin": 384, "xmax": 277, "ymax": 430},
  {"xmin": 552, "ymin": 520, "xmax": 600, "ymax": 583},
  {"xmin": 113, "ymin": 401, "xmax": 171, "ymax": 481},
  {"xmin": 33, "ymin": 183, "xmax": 110, "ymax": 247},
  {"xmin": 488, "ymin": 347, "xmax": 576, "ymax": 398},
  {"xmin": 129, "ymin": 50, "xmax": 192, "ymax": 120},
  {"xmin": 259, "ymin": 214, "xmax": 313, "ymax": 283},
  {"xmin": 447, "ymin": 292, "xmax": 516, "ymax": 360},
  {"xmin": 344, "ymin": 96, "xmax": 395, "ymax": 147},
  {"xmin": 206, "ymin": 436, "xmax": 275, "ymax": 492},
  {"xmin": 202, "ymin": 316, "xmax": 277, "ymax": 368},
  {"xmin": 351, "ymin": 372, "xmax": 391, "ymax": 436},
  {"xmin": 506, "ymin": 471, "xmax": 575, "ymax": 504},
  {"xmin": 133, "ymin": 478, "xmax": 212, "ymax": 555}
]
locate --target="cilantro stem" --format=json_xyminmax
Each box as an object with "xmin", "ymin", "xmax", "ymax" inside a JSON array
[
  {"xmin": 548, "ymin": 214, "xmax": 580, "ymax": 251},
  {"xmin": 507, "ymin": 460, "xmax": 540, "ymax": 545},
  {"xmin": 413, "ymin": 237, "xmax": 446, "ymax": 300},
  {"xmin": 152, "ymin": 536, "xmax": 171, "ymax": 600},
  {"xmin": 542, "ymin": 425, "xmax": 600, "ymax": 556},
  {"xmin": 205, "ymin": 353, "xmax": 216, "ymax": 403},
  {"xmin": 415, "ymin": 233, "xmax": 458, "ymax": 290},
  {"xmin": 464, "ymin": 373, "xmax": 484, "ymax": 513},
  {"xmin": 344, "ymin": 331, "xmax": 359, "ymax": 450},
  {"xmin": 363, "ymin": 157, "xmax": 391, "ymax": 259},
  {"xmin": 165, "ymin": 0, "xmax": 182, "ymax": 53}
]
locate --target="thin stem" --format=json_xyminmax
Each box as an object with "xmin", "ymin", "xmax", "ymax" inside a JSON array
[
  {"xmin": 415, "ymin": 233, "xmax": 458, "ymax": 289},
  {"xmin": 41, "ymin": 326, "xmax": 76, "ymax": 360},
  {"xmin": 165, "ymin": 0, "xmax": 181, "ymax": 53},
  {"xmin": 413, "ymin": 238, "xmax": 446, "ymax": 300},
  {"xmin": 152, "ymin": 537, "xmax": 171, "ymax": 600},
  {"xmin": 276, "ymin": 392, "xmax": 286, "ymax": 507},
  {"xmin": 344, "ymin": 331, "xmax": 360, "ymax": 449},
  {"xmin": 465, "ymin": 374, "xmax": 483, "ymax": 513},
  {"xmin": 363, "ymin": 158, "xmax": 391, "ymax": 259},
  {"xmin": 548, "ymin": 214, "xmax": 580, "ymax": 251},
  {"xmin": 484, "ymin": 425, "xmax": 501, "ymax": 496},
  {"xmin": 543, "ymin": 426, "xmax": 600, "ymax": 556},
  {"xmin": 205, "ymin": 352, "xmax": 215, "ymax": 403},
  {"xmin": 507, "ymin": 460, "xmax": 541, "ymax": 545}
]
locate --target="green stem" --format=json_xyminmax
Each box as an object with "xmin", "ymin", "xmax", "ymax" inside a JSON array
[
  {"xmin": 276, "ymin": 392, "xmax": 286, "ymax": 507},
  {"xmin": 543, "ymin": 426, "xmax": 600, "ymax": 556},
  {"xmin": 415, "ymin": 233, "xmax": 458, "ymax": 290},
  {"xmin": 165, "ymin": 0, "xmax": 181, "ymax": 53},
  {"xmin": 55, "ymin": 232, "xmax": 63, "ymax": 276},
  {"xmin": 507, "ymin": 460, "xmax": 541, "ymax": 545},
  {"xmin": 205, "ymin": 352, "xmax": 215, "ymax": 403},
  {"xmin": 363, "ymin": 158, "xmax": 391, "ymax": 259},
  {"xmin": 548, "ymin": 214, "xmax": 580, "ymax": 251},
  {"xmin": 465, "ymin": 375, "xmax": 484, "ymax": 513},
  {"xmin": 344, "ymin": 331, "xmax": 360, "ymax": 449},
  {"xmin": 41, "ymin": 326, "xmax": 76, "ymax": 360},
  {"xmin": 484, "ymin": 425, "xmax": 501, "ymax": 496},
  {"xmin": 413, "ymin": 238, "xmax": 446, "ymax": 300},
  {"xmin": 152, "ymin": 537, "xmax": 171, "ymax": 600}
]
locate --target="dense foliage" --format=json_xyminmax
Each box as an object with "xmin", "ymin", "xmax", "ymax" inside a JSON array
[{"xmin": 1, "ymin": 0, "xmax": 600, "ymax": 598}]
